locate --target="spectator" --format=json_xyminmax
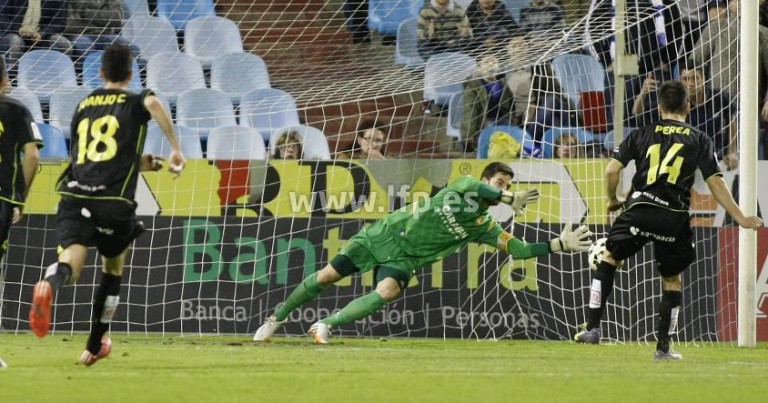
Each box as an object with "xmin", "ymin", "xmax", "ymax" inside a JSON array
[
  {"xmin": 630, "ymin": 44, "xmax": 678, "ymax": 127},
  {"xmin": 682, "ymin": 65, "xmax": 738, "ymax": 168},
  {"xmin": 343, "ymin": 1, "xmax": 370, "ymax": 44},
  {"xmin": 65, "ymin": 0, "xmax": 135, "ymax": 64},
  {"xmin": 554, "ymin": 133, "xmax": 579, "ymax": 158},
  {"xmin": 525, "ymin": 63, "xmax": 575, "ymax": 143},
  {"xmin": 0, "ymin": 0, "xmax": 71, "ymax": 79},
  {"xmin": 690, "ymin": 0, "xmax": 740, "ymax": 98},
  {"xmin": 273, "ymin": 130, "xmax": 304, "ymax": 160},
  {"xmin": 678, "ymin": 1, "xmax": 709, "ymax": 58},
  {"xmin": 465, "ymin": 0, "xmax": 520, "ymax": 50},
  {"xmin": 518, "ymin": 0, "xmax": 565, "ymax": 35},
  {"xmin": 417, "ymin": 0, "xmax": 473, "ymax": 59},
  {"xmin": 338, "ymin": 120, "xmax": 387, "ymax": 160},
  {"xmin": 461, "ymin": 54, "xmax": 516, "ymax": 152},
  {"xmin": 505, "ymin": 37, "xmax": 533, "ymax": 125}
]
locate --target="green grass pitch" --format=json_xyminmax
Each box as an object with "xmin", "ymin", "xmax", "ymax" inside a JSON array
[{"xmin": 2, "ymin": 333, "xmax": 768, "ymax": 402}]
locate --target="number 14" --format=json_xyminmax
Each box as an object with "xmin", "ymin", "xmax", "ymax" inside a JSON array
[{"xmin": 646, "ymin": 143, "xmax": 684, "ymax": 185}]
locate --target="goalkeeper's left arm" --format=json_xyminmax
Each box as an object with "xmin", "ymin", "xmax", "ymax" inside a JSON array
[{"xmin": 483, "ymin": 223, "xmax": 594, "ymax": 259}]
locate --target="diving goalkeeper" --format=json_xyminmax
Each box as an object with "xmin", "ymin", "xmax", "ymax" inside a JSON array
[{"xmin": 254, "ymin": 162, "xmax": 593, "ymax": 343}]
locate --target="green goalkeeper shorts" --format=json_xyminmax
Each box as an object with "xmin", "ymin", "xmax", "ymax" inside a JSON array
[{"xmin": 332, "ymin": 239, "xmax": 415, "ymax": 288}]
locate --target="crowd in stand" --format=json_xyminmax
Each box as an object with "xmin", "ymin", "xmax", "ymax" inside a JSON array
[{"xmin": 2, "ymin": 0, "xmax": 768, "ymax": 162}]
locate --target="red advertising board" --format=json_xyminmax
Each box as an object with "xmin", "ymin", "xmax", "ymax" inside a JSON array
[{"xmin": 717, "ymin": 227, "xmax": 768, "ymax": 341}]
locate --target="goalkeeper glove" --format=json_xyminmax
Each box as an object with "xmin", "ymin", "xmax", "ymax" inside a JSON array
[
  {"xmin": 550, "ymin": 223, "xmax": 593, "ymax": 252},
  {"xmin": 500, "ymin": 188, "xmax": 540, "ymax": 215}
]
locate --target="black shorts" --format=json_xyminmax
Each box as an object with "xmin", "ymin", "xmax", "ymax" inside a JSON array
[
  {"xmin": 606, "ymin": 204, "xmax": 694, "ymax": 278},
  {"xmin": 57, "ymin": 197, "xmax": 145, "ymax": 258},
  {"xmin": 0, "ymin": 200, "xmax": 14, "ymax": 259}
]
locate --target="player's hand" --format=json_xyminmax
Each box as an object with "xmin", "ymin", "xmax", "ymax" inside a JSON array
[
  {"xmin": 140, "ymin": 154, "xmax": 164, "ymax": 172},
  {"xmin": 12, "ymin": 207, "xmax": 22, "ymax": 224},
  {"xmin": 606, "ymin": 197, "xmax": 625, "ymax": 212},
  {"xmin": 168, "ymin": 150, "xmax": 186, "ymax": 179},
  {"xmin": 737, "ymin": 215, "xmax": 764, "ymax": 230},
  {"xmin": 723, "ymin": 151, "xmax": 739, "ymax": 171},
  {"xmin": 639, "ymin": 74, "xmax": 656, "ymax": 95},
  {"xmin": 550, "ymin": 223, "xmax": 593, "ymax": 253},
  {"xmin": 501, "ymin": 188, "xmax": 540, "ymax": 215}
]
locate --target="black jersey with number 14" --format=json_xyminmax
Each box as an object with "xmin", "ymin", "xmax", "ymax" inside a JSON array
[
  {"xmin": 613, "ymin": 119, "xmax": 721, "ymax": 211},
  {"xmin": 58, "ymin": 89, "xmax": 153, "ymax": 202}
]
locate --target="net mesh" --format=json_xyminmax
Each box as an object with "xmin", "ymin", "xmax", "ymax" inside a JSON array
[{"xmin": 0, "ymin": 0, "xmax": 760, "ymax": 344}]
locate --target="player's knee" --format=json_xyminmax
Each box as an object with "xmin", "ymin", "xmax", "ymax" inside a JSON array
[
  {"xmin": 375, "ymin": 278, "xmax": 401, "ymax": 302},
  {"xmin": 316, "ymin": 265, "xmax": 344, "ymax": 286},
  {"xmin": 602, "ymin": 250, "xmax": 619, "ymax": 267},
  {"xmin": 661, "ymin": 275, "xmax": 682, "ymax": 291}
]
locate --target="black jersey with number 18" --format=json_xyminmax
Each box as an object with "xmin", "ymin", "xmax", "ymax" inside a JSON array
[
  {"xmin": 58, "ymin": 88, "xmax": 153, "ymax": 202},
  {"xmin": 613, "ymin": 119, "xmax": 721, "ymax": 211}
]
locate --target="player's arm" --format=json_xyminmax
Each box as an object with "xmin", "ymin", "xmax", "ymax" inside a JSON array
[
  {"xmin": 452, "ymin": 176, "xmax": 539, "ymax": 214},
  {"xmin": 143, "ymin": 94, "xmax": 185, "ymax": 175},
  {"xmin": 605, "ymin": 158, "xmax": 625, "ymax": 212},
  {"xmin": 706, "ymin": 175, "xmax": 763, "ymax": 230},
  {"xmin": 478, "ymin": 222, "xmax": 592, "ymax": 259}
]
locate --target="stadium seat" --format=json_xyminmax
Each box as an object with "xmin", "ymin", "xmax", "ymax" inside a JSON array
[
  {"xmin": 144, "ymin": 124, "xmax": 204, "ymax": 159},
  {"xmin": 476, "ymin": 125, "xmax": 534, "ymax": 159},
  {"xmin": 368, "ymin": 0, "xmax": 423, "ymax": 37},
  {"xmin": 211, "ymin": 52, "xmax": 270, "ymax": 102},
  {"xmin": 184, "ymin": 16, "xmax": 244, "ymax": 68},
  {"xmin": 82, "ymin": 51, "xmax": 143, "ymax": 90},
  {"xmin": 446, "ymin": 92, "xmax": 462, "ymax": 141},
  {"xmin": 36, "ymin": 123, "xmax": 69, "ymax": 158},
  {"xmin": 8, "ymin": 88, "xmax": 44, "ymax": 122},
  {"xmin": 602, "ymin": 127, "xmax": 636, "ymax": 153},
  {"xmin": 394, "ymin": 18, "xmax": 424, "ymax": 68},
  {"xmin": 269, "ymin": 125, "xmax": 331, "ymax": 160},
  {"xmin": 207, "ymin": 125, "xmax": 267, "ymax": 160},
  {"xmin": 156, "ymin": 0, "xmax": 216, "ymax": 31},
  {"xmin": 423, "ymin": 52, "xmax": 477, "ymax": 107},
  {"xmin": 122, "ymin": 0, "xmax": 150, "ymax": 18},
  {"xmin": 49, "ymin": 88, "xmax": 94, "ymax": 139},
  {"xmin": 551, "ymin": 54, "xmax": 606, "ymax": 106},
  {"xmin": 541, "ymin": 127, "xmax": 594, "ymax": 158},
  {"xmin": 17, "ymin": 50, "xmax": 77, "ymax": 102},
  {"xmin": 146, "ymin": 52, "xmax": 206, "ymax": 102},
  {"xmin": 122, "ymin": 16, "xmax": 180, "ymax": 62},
  {"xmin": 176, "ymin": 88, "xmax": 237, "ymax": 140},
  {"xmin": 502, "ymin": 0, "xmax": 529, "ymax": 22},
  {"xmin": 239, "ymin": 88, "xmax": 301, "ymax": 143}
]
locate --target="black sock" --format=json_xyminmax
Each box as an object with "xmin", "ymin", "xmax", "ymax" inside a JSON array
[
  {"xmin": 586, "ymin": 261, "xmax": 617, "ymax": 330},
  {"xmin": 656, "ymin": 290, "xmax": 682, "ymax": 351},
  {"xmin": 87, "ymin": 273, "xmax": 122, "ymax": 355},
  {"xmin": 45, "ymin": 263, "xmax": 72, "ymax": 296}
]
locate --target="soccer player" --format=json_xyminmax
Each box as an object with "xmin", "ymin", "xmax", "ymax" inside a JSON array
[
  {"xmin": 254, "ymin": 162, "xmax": 594, "ymax": 344},
  {"xmin": 0, "ymin": 57, "xmax": 42, "ymax": 368},
  {"xmin": 28, "ymin": 44, "xmax": 186, "ymax": 366},
  {"xmin": 573, "ymin": 81, "xmax": 763, "ymax": 360}
]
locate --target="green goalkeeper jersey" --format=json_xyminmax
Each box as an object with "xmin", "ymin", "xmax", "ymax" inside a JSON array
[{"xmin": 346, "ymin": 176, "xmax": 551, "ymax": 271}]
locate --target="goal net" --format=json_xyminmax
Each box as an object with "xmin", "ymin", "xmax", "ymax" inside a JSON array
[{"xmin": 0, "ymin": 0, "xmax": 763, "ymax": 345}]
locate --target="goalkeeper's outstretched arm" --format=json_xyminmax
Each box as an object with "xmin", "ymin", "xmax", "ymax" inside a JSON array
[{"xmin": 481, "ymin": 224, "xmax": 594, "ymax": 259}]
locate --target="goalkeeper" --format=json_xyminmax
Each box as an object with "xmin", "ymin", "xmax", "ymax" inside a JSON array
[{"xmin": 254, "ymin": 162, "xmax": 593, "ymax": 344}]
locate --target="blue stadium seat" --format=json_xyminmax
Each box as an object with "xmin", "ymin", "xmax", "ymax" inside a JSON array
[
  {"xmin": 156, "ymin": 0, "xmax": 216, "ymax": 31},
  {"xmin": 211, "ymin": 52, "xmax": 270, "ymax": 102},
  {"xmin": 17, "ymin": 50, "xmax": 77, "ymax": 102},
  {"xmin": 144, "ymin": 124, "xmax": 204, "ymax": 159},
  {"xmin": 122, "ymin": 16, "xmax": 180, "ymax": 62},
  {"xmin": 551, "ymin": 54, "xmax": 607, "ymax": 106},
  {"xmin": 184, "ymin": 16, "xmax": 244, "ymax": 68},
  {"xmin": 36, "ymin": 123, "xmax": 69, "ymax": 158},
  {"xmin": 541, "ymin": 127, "xmax": 594, "ymax": 158},
  {"xmin": 269, "ymin": 125, "xmax": 331, "ymax": 160},
  {"xmin": 394, "ymin": 18, "xmax": 424, "ymax": 68},
  {"xmin": 207, "ymin": 125, "xmax": 267, "ymax": 160},
  {"xmin": 146, "ymin": 52, "xmax": 206, "ymax": 102},
  {"xmin": 82, "ymin": 51, "xmax": 143, "ymax": 90},
  {"xmin": 602, "ymin": 127, "xmax": 636, "ymax": 153},
  {"xmin": 8, "ymin": 88, "xmax": 44, "ymax": 122},
  {"xmin": 368, "ymin": 0, "xmax": 423, "ymax": 37},
  {"xmin": 423, "ymin": 52, "xmax": 477, "ymax": 107},
  {"xmin": 446, "ymin": 92, "xmax": 463, "ymax": 141},
  {"xmin": 239, "ymin": 88, "xmax": 301, "ymax": 143},
  {"xmin": 477, "ymin": 125, "xmax": 534, "ymax": 159},
  {"xmin": 176, "ymin": 88, "xmax": 237, "ymax": 140},
  {"xmin": 123, "ymin": 0, "xmax": 150, "ymax": 18},
  {"xmin": 49, "ymin": 88, "xmax": 94, "ymax": 139}
]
